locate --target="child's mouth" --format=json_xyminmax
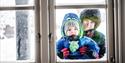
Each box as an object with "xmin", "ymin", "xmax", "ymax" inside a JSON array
[{"xmin": 68, "ymin": 35, "xmax": 79, "ymax": 41}]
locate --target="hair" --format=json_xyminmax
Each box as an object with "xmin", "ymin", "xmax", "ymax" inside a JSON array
[{"xmin": 80, "ymin": 9, "xmax": 101, "ymax": 29}]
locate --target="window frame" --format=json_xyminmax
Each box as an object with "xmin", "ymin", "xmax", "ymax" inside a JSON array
[
  {"xmin": 48, "ymin": 0, "xmax": 115, "ymax": 63},
  {"xmin": 0, "ymin": 0, "xmax": 41, "ymax": 63}
]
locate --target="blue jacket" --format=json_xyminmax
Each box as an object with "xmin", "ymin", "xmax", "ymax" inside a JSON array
[
  {"xmin": 56, "ymin": 36, "xmax": 100, "ymax": 59},
  {"xmin": 56, "ymin": 13, "xmax": 100, "ymax": 59}
]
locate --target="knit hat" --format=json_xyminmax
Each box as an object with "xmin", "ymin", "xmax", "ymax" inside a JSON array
[
  {"xmin": 64, "ymin": 21, "xmax": 80, "ymax": 35},
  {"xmin": 80, "ymin": 9, "xmax": 101, "ymax": 29},
  {"xmin": 61, "ymin": 13, "xmax": 83, "ymax": 38}
]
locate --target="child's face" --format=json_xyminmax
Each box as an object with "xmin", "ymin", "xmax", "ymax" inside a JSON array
[
  {"xmin": 83, "ymin": 19, "xmax": 95, "ymax": 31},
  {"xmin": 66, "ymin": 26, "xmax": 79, "ymax": 36}
]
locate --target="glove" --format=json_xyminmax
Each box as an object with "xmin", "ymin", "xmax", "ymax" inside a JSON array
[
  {"xmin": 79, "ymin": 46, "xmax": 88, "ymax": 55},
  {"xmin": 61, "ymin": 48, "xmax": 69, "ymax": 58}
]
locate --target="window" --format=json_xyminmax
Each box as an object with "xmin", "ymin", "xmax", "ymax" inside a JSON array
[
  {"xmin": 49, "ymin": 0, "xmax": 114, "ymax": 63},
  {"xmin": 55, "ymin": 9, "xmax": 107, "ymax": 61},
  {"xmin": 0, "ymin": 0, "xmax": 40, "ymax": 62}
]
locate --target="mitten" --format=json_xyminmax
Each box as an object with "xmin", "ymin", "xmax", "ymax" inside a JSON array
[
  {"xmin": 79, "ymin": 46, "xmax": 88, "ymax": 55},
  {"xmin": 61, "ymin": 48, "xmax": 69, "ymax": 58}
]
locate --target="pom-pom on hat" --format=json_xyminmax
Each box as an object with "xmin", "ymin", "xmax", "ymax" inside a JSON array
[{"xmin": 80, "ymin": 9, "xmax": 101, "ymax": 29}]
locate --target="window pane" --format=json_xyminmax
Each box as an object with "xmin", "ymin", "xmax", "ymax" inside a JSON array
[
  {"xmin": 55, "ymin": 0, "xmax": 106, "ymax": 5},
  {"xmin": 0, "ymin": 10, "xmax": 35, "ymax": 62},
  {"xmin": 0, "ymin": 0, "xmax": 34, "ymax": 6},
  {"xmin": 55, "ymin": 9, "xmax": 107, "ymax": 62}
]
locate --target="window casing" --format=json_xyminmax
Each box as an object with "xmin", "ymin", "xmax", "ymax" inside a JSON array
[{"xmin": 0, "ymin": 0, "xmax": 40, "ymax": 63}]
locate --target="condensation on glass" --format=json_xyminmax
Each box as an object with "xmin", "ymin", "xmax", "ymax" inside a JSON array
[
  {"xmin": 55, "ymin": 0, "xmax": 106, "ymax": 5},
  {"xmin": 55, "ymin": 9, "xmax": 107, "ymax": 62},
  {"xmin": 0, "ymin": 10, "xmax": 35, "ymax": 62},
  {"xmin": 0, "ymin": 0, "xmax": 34, "ymax": 6}
]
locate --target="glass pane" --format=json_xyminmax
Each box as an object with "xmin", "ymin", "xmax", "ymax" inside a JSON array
[
  {"xmin": 55, "ymin": 9, "xmax": 107, "ymax": 62},
  {"xmin": 0, "ymin": 0, "xmax": 34, "ymax": 6},
  {"xmin": 0, "ymin": 10, "xmax": 35, "ymax": 62},
  {"xmin": 55, "ymin": 0, "xmax": 106, "ymax": 5}
]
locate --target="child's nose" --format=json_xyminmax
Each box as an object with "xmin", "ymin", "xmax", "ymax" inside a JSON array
[{"xmin": 71, "ymin": 30, "xmax": 75, "ymax": 34}]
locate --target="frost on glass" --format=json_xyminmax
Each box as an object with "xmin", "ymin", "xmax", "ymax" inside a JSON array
[
  {"xmin": 16, "ymin": 10, "xmax": 35, "ymax": 61},
  {"xmin": 0, "ymin": 10, "xmax": 35, "ymax": 61},
  {"xmin": 55, "ymin": 9, "xmax": 107, "ymax": 62},
  {"xmin": 16, "ymin": 0, "xmax": 34, "ymax": 5},
  {"xmin": 55, "ymin": 0, "xmax": 106, "ymax": 5},
  {"xmin": 0, "ymin": 0, "xmax": 34, "ymax": 6},
  {"xmin": 16, "ymin": 11, "xmax": 29, "ymax": 60},
  {"xmin": 3, "ymin": 25, "xmax": 14, "ymax": 38},
  {"xmin": 0, "ymin": 11, "xmax": 16, "ymax": 61}
]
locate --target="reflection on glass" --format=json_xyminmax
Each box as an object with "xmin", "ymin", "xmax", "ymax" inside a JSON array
[
  {"xmin": 0, "ymin": 0, "xmax": 34, "ymax": 6},
  {"xmin": 0, "ymin": 10, "xmax": 35, "ymax": 62},
  {"xmin": 55, "ymin": 9, "xmax": 107, "ymax": 62},
  {"xmin": 55, "ymin": 0, "xmax": 106, "ymax": 5}
]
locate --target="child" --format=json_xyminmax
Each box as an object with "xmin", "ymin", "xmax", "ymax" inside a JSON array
[
  {"xmin": 80, "ymin": 9, "xmax": 106, "ymax": 58},
  {"xmin": 56, "ymin": 13, "xmax": 100, "ymax": 59}
]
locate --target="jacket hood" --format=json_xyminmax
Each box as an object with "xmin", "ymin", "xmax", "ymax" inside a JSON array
[{"xmin": 61, "ymin": 13, "xmax": 83, "ymax": 38}]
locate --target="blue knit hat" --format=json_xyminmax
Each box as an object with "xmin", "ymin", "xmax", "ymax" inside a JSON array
[{"xmin": 61, "ymin": 13, "xmax": 83, "ymax": 38}]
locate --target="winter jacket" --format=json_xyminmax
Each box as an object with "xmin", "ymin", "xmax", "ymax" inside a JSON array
[
  {"xmin": 84, "ymin": 30, "xmax": 105, "ymax": 58},
  {"xmin": 56, "ymin": 36, "xmax": 100, "ymax": 59}
]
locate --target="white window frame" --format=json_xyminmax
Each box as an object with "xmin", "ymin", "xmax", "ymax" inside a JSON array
[
  {"xmin": 0, "ymin": 0, "xmax": 41, "ymax": 63},
  {"xmin": 40, "ymin": 0, "xmax": 122, "ymax": 63},
  {"xmin": 114, "ymin": 0, "xmax": 122, "ymax": 63},
  {"xmin": 49, "ymin": 0, "xmax": 114, "ymax": 63}
]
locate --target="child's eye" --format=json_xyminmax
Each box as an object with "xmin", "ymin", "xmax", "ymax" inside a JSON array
[{"xmin": 68, "ymin": 29, "xmax": 71, "ymax": 31}]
